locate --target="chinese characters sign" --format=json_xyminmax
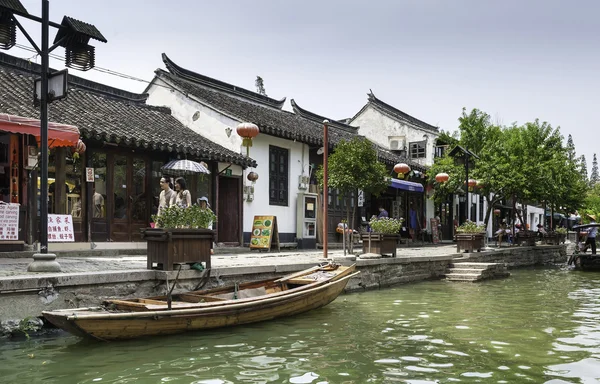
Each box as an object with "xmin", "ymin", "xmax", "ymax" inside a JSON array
[
  {"xmin": 0, "ymin": 203, "xmax": 19, "ymax": 240},
  {"xmin": 48, "ymin": 214, "xmax": 75, "ymax": 242}
]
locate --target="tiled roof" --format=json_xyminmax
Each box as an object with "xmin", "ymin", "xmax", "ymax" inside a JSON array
[
  {"xmin": 0, "ymin": 53, "xmax": 255, "ymax": 167},
  {"xmin": 352, "ymin": 91, "xmax": 440, "ymax": 133},
  {"xmin": 156, "ymin": 55, "xmax": 426, "ymax": 171},
  {"xmin": 55, "ymin": 16, "xmax": 108, "ymax": 43}
]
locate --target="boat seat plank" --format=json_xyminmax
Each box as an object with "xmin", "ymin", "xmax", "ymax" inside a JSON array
[{"xmin": 177, "ymin": 293, "xmax": 228, "ymax": 302}]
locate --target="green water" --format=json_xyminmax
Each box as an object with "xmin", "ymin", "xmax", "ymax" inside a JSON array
[{"xmin": 2, "ymin": 267, "xmax": 600, "ymax": 383}]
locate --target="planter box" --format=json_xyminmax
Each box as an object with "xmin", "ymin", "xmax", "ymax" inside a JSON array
[
  {"xmin": 456, "ymin": 233, "xmax": 485, "ymax": 253},
  {"xmin": 361, "ymin": 233, "xmax": 399, "ymax": 257},
  {"xmin": 141, "ymin": 228, "xmax": 214, "ymax": 271},
  {"xmin": 515, "ymin": 230, "xmax": 537, "ymax": 246}
]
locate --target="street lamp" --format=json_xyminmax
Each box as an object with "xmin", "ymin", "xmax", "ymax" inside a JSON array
[
  {"xmin": 448, "ymin": 145, "xmax": 478, "ymax": 224},
  {"xmin": 322, "ymin": 119, "xmax": 329, "ymax": 259},
  {"xmin": 0, "ymin": 0, "xmax": 106, "ymax": 261}
]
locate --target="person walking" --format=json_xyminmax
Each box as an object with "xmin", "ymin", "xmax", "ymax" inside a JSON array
[
  {"xmin": 172, "ymin": 177, "xmax": 192, "ymax": 208},
  {"xmin": 583, "ymin": 214, "xmax": 597, "ymax": 254}
]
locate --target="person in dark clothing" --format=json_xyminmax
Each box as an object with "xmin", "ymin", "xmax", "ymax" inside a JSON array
[{"xmin": 378, "ymin": 206, "xmax": 389, "ymax": 218}]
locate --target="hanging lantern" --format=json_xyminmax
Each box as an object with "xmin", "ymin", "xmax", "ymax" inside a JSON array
[
  {"xmin": 236, "ymin": 122, "xmax": 259, "ymax": 157},
  {"xmin": 247, "ymin": 171, "xmax": 259, "ymax": 183},
  {"xmin": 435, "ymin": 172, "xmax": 449, "ymax": 183},
  {"xmin": 494, "ymin": 208, "xmax": 501, "ymax": 216},
  {"xmin": 74, "ymin": 139, "xmax": 86, "ymax": 154},
  {"xmin": 393, "ymin": 163, "xmax": 411, "ymax": 179},
  {"xmin": 468, "ymin": 178, "xmax": 477, "ymax": 191}
]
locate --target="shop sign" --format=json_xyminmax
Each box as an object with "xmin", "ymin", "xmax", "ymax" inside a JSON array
[
  {"xmin": 47, "ymin": 214, "xmax": 75, "ymax": 242},
  {"xmin": 86, "ymin": 167, "xmax": 95, "ymax": 182},
  {"xmin": 0, "ymin": 203, "xmax": 19, "ymax": 240}
]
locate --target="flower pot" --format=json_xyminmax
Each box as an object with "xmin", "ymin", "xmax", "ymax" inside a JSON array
[
  {"xmin": 360, "ymin": 233, "xmax": 399, "ymax": 257},
  {"xmin": 455, "ymin": 233, "xmax": 485, "ymax": 253},
  {"xmin": 141, "ymin": 228, "xmax": 214, "ymax": 271}
]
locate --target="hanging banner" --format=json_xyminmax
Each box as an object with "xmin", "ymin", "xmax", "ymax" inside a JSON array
[
  {"xmin": 0, "ymin": 203, "xmax": 19, "ymax": 240},
  {"xmin": 47, "ymin": 214, "xmax": 75, "ymax": 242},
  {"xmin": 249, "ymin": 215, "xmax": 280, "ymax": 251}
]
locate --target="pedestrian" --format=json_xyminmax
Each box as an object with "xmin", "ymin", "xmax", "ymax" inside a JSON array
[
  {"xmin": 172, "ymin": 177, "xmax": 192, "ymax": 208},
  {"xmin": 197, "ymin": 196, "xmax": 214, "ymax": 229},
  {"xmin": 377, "ymin": 206, "xmax": 389, "ymax": 218},
  {"xmin": 156, "ymin": 177, "xmax": 175, "ymax": 226},
  {"xmin": 583, "ymin": 214, "xmax": 597, "ymax": 254}
]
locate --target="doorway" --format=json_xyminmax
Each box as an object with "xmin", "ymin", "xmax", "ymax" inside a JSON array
[
  {"xmin": 111, "ymin": 155, "xmax": 148, "ymax": 241},
  {"xmin": 217, "ymin": 176, "xmax": 241, "ymax": 244}
]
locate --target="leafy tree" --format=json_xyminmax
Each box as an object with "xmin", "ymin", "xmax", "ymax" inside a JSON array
[
  {"xmin": 255, "ymin": 76, "xmax": 267, "ymax": 96},
  {"xmin": 579, "ymin": 155, "xmax": 588, "ymax": 183},
  {"xmin": 590, "ymin": 154, "xmax": 599, "ymax": 186},
  {"xmin": 315, "ymin": 137, "xmax": 389, "ymax": 253},
  {"xmin": 566, "ymin": 134, "xmax": 576, "ymax": 161}
]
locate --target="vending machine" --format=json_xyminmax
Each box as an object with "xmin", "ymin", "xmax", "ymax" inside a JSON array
[{"xmin": 296, "ymin": 192, "xmax": 318, "ymax": 249}]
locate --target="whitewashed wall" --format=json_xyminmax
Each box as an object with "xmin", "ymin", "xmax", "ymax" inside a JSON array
[
  {"xmin": 350, "ymin": 105, "xmax": 438, "ymax": 167},
  {"xmin": 242, "ymin": 136, "xmax": 309, "ymax": 236}
]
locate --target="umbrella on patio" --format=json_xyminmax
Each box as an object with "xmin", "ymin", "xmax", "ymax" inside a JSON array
[{"xmin": 161, "ymin": 159, "xmax": 211, "ymax": 176}]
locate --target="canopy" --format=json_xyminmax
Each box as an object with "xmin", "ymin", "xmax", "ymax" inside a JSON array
[
  {"xmin": 0, "ymin": 113, "xmax": 80, "ymax": 147},
  {"xmin": 161, "ymin": 159, "xmax": 211, "ymax": 176},
  {"xmin": 389, "ymin": 178, "xmax": 424, "ymax": 193}
]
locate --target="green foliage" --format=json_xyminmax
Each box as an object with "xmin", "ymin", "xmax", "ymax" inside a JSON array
[
  {"xmin": 455, "ymin": 220, "xmax": 486, "ymax": 233},
  {"xmin": 555, "ymin": 227, "xmax": 568, "ymax": 235},
  {"xmin": 315, "ymin": 137, "xmax": 389, "ymax": 196},
  {"xmin": 152, "ymin": 205, "xmax": 216, "ymax": 229},
  {"xmin": 369, "ymin": 217, "xmax": 404, "ymax": 234},
  {"xmin": 426, "ymin": 154, "xmax": 465, "ymax": 204}
]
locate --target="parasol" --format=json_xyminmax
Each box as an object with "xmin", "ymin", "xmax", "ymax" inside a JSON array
[{"xmin": 161, "ymin": 159, "xmax": 211, "ymax": 176}]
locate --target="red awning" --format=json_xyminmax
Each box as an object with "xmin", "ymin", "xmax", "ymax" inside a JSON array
[{"xmin": 0, "ymin": 113, "xmax": 79, "ymax": 147}]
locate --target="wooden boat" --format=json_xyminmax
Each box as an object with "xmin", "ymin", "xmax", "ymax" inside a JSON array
[
  {"xmin": 43, "ymin": 263, "xmax": 359, "ymax": 341},
  {"xmin": 568, "ymin": 223, "xmax": 600, "ymax": 271}
]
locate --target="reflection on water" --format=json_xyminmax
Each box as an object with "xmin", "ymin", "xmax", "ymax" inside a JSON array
[{"xmin": 1, "ymin": 267, "xmax": 600, "ymax": 383}]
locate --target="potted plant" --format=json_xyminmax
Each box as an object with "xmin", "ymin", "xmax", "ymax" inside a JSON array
[
  {"xmin": 142, "ymin": 205, "xmax": 217, "ymax": 271},
  {"xmin": 455, "ymin": 220, "xmax": 486, "ymax": 252},
  {"xmin": 555, "ymin": 227, "xmax": 568, "ymax": 244},
  {"xmin": 361, "ymin": 217, "xmax": 404, "ymax": 257}
]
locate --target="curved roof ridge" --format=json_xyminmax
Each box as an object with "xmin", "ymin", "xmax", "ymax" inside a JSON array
[
  {"xmin": 162, "ymin": 53, "xmax": 286, "ymax": 110},
  {"xmin": 290, "ymin": 99, "xmax": 358, "ymax": 134},
  {"xmin": 367, "ymin": 90, "xmax": 439, "ymax": 133}
]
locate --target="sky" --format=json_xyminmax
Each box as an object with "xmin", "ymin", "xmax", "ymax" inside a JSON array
[{"xmin": 12, "ymin": 0, "xmax": 600, "ymax": 173}]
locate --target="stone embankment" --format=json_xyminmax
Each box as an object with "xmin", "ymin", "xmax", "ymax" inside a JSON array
[{"xmin": 0, "ymin": 244, "xmax": 567, "ymax": 337}]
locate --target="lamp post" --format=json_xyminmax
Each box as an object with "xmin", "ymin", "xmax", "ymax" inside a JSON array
[
  {"xmin": 322, "ymin": 119, "xmax": 329, "ymax": 259},
  {"xmin": 0, "ymin": 0, "xmax": 105, "ymax": 262}
]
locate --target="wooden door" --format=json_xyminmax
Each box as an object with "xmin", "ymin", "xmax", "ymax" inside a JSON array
[
  {"xmin": 111, "ymin": 155, "xmax": 148, "ymax": 241},
  {"xmin": 217, "ymin": 176, "xmax": 240, "ymax": 244}
]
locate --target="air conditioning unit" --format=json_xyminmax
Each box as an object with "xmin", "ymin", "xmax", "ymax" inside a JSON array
[{"xmin": 298, "ymin": 175, "xmax": 309, "ymax": 190}]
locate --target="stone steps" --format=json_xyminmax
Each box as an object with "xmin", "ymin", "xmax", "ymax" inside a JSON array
[{"xmin": 445, "ymin": 262, "xmax": 510, "ymax": 282}]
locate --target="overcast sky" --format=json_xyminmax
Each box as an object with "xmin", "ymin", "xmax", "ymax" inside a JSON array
[{"xmin": 13, "ymin": 0, "xmax": 600, "ymax": 173}]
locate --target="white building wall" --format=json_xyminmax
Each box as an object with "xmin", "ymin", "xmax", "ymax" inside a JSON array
[
  {"xmin": 241, "ymin": 135, "xmax": 308, "ymax": 237},
  {"xmin": 350, "ymin": 105, "xmax": 437, "ymax": 167}
]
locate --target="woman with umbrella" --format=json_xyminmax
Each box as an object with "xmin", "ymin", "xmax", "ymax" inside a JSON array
[{"xmin": 172, "ymin": 177, "xmax": 192, "ymax": 209}]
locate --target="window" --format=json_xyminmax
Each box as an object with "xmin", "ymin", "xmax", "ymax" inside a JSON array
[
  {"xmin": 410, "ymin": 140, "xmax": 426, "ymax": 159},
  {"xmin": 269, "ymin": 145, "xmax": 288, "ymax": 206},
  {"xmin": 435, "ymin": 144, "xmax": 448, "ymax": 158}
]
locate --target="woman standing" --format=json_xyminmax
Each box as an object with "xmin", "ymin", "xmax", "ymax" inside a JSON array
[{"xmin": 172, "ymin": 177, "xmax": 192, "ymax": 208}]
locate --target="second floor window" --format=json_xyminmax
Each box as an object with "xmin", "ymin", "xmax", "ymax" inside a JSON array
[
  {"xmin": 410, "ymin": 141, "xmax": 426, "ymax": 159},
  {"xmin": 269, "ymin": 145, "xmax": 288, "ymax": 206}
]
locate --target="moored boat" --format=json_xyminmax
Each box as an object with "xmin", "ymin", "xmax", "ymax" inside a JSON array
[
  {"xmin": 568, "ymin": 223, "xmax": 600, "ymax": 271},
  {"xmin": 43, "ymin": 263, "xmax": 358, "ymax": 341}
]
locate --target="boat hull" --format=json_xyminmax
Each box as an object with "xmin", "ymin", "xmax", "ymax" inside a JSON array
[
  {"xmin": 571, "ymin": 254, "xmax": 600, "ymax": 271},
  {"xmin": 44, "ymin": 271, "xmax": 358, "ymax": 341}
]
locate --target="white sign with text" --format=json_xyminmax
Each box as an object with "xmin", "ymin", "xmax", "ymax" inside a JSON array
[
  {"xmin": 0, "ymin": 203, "xmax": 19, "ymax": 240},
  {"xmin": 47, "ymin": 214, "xmax": 75, "ymax": 242}
]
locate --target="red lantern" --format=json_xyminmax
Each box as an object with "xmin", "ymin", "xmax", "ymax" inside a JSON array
[
  {"xmin": 74, "ymin": 139, "xmax": 86, "ymax": 154},
  {"xmin": 468, "ymin": 178, "xmax": 477, "ymax": 191},
  {"xmin": 435, "ymin": 172, "xmax": 449, "ymax": 183},
  {"xmin": 393, "ymin": 163, "xmax": 411, "ymax": 179},
  {"xmin": 236, "ymin": 122, "xmax": 259, "ymax": 156},
  {"xmin": 494, "ymin": 209, "xmax": 501, "ymax": 216},
  {"xmin": 247, "ymin": 171, "xmax": 259, "ymax": 183}
]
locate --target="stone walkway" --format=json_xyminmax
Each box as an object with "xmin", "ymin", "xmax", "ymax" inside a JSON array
[{"xmin": 0, "ymin": 245, "xmax": 459, "ymax": 277}]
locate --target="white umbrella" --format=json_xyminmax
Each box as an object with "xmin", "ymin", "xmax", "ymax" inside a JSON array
[{"xmin": 161, "ymin": 159, "xmax": 211, "ymax": 176}]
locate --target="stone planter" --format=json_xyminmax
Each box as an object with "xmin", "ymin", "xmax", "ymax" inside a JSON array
[
  {"xmin": 141, "ymin": 228, "xmax": 214, "ymax": 271},
  {"xmin": 515, "ymin": 230, "xmax": 537, "ymax": 246},
  {"xmin": 361, "ymin": 233, "xmax": 399, "ymax": 257},
  {"xmin": 455, "ymin": 233, "xmax": 485, "ymax": 253},
  {"xmin": 544, "ymin": 234, "xmax": 558, "ymax": 245}
]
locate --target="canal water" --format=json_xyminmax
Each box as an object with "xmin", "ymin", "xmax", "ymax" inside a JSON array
[{"xmin": 1, "ymin": 267, "xmax": 600, "ymax": 383}]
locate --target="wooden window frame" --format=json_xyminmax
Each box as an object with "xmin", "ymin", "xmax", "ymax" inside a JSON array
[
  {"xmin": 269, "ymin": 145, "xmax": 289, "ymax": 206},
  {"xmin": 409, "ymin": 140, "xmax": 426, "ymax": 159}
]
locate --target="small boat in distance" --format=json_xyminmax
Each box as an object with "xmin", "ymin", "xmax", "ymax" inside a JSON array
[
  {"xmin": 568, "ymin": 223, "xmax": 600, "ymax": 271},
  {"xmin": 43, "ymin": 263, "xmax": 358, "ymax": 341}
]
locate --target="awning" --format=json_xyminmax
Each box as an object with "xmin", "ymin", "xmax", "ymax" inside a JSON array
[
  {"xmin": 389, "ymin": 178, "xmax": 424, "ymax": 192},
  {"xmin": 0, "ymin": 113, "xmax": 79, "ymax": 147}
]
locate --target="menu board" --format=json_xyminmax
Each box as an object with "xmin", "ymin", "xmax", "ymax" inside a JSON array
[
  {"xmin": 47, "ymin": 214, "xmax": 75, "ymax": 242},
  {"xmin": 430, "ymin": 218, "xmax": 440, "ymax": 244},
  {"xmin": 0, "ymin": 203, "xmax": 19, "ymax": 240},
  {"xmin": 249, "ymin": 215, "xmax": 280, "ymax": 251}
]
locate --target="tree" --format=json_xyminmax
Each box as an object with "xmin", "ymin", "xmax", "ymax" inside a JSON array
[
  {"xmin": 579, "ymin": 155, "xmax": 588, "ymax": 183},
  {"xmin": 590, "ymin": 154, "xmax": 599, "ymax": 186},
  {"xmin": 315, "ymin": 137, "xmax": 389, "ymax": 253},
  {"xmin": 566, "ymin": 134, "xmax": 576, "ymax": 161},
  {"xmin": 255, "ymin": 76, "xmax": 267, "ymax": 96}
]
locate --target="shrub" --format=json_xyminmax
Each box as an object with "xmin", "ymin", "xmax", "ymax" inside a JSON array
[
  {"xmin": 456, "ymin": 220, "xmax": 486, "ymax": 233},
  {"xmin": 151, "ymin": 205, "xmax": 216, "ymax": 229},
  {"xmin": 369, "ymin": 217, "xmax": 404, "ymax": 234},
  {"xmin": 555, "ymin": 227, "xmax": 568, "ymax": 235}
]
